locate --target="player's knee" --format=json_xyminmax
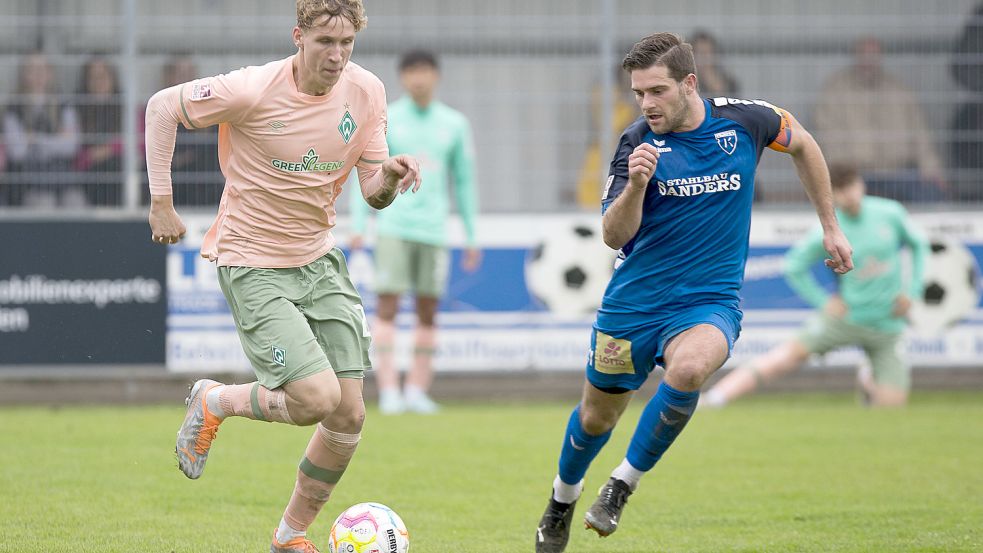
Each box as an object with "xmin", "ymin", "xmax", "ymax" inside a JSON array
[
  {"xmin": 666, "ymin": 361, "xmax": 711, "ymax": 392},
  {"xmin": 327, "ymin": 404, "xmax": 365, "ymax": 433},
  {"xmin": 296, "ymin": 382, "xmax": 342, "ymax": 425},
  {"xmin": 579, "ymin": 405, "xmax": 618, "ymax": 435}
]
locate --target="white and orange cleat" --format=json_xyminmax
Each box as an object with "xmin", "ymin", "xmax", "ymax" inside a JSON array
[
  {"xmin": 175, "ymin": 379, "xmax": 223, "ymax": 479},
  {"xmin": 271, "ymin": 530, "xmax": 321, "ymax": 553}
]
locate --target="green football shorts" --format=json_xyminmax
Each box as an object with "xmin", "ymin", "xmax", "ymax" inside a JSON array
[
  {"xmin": 798, "ymin": 313, "xmax": 909, "ymax": 391},
  {"xmin": 216, "ymin": 249, "xmax": 371, "ymax": 390},
  {"xmin": 372, "ymin": 234, "xmax": 450, "ymax": 298}
]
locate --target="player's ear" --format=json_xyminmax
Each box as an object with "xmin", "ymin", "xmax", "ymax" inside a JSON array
[
  {"xmin": 292, "ymin": 26, "xmax": 304, "ymax": 49},
  {"xmin": 683, "ymin": 73, "xmax": 697, "ymax": 95}
]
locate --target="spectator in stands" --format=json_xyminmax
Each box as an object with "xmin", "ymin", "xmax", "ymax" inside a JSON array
[
  {"xmin": 74, "ymin": 55, "xmax": 123, "ymax": 206},
  {"xmin": 575, "ymin": 64, "xmax": 637, "ymax": 208},
  {"xmin": 690, "ymin": 29, "xmax": 740, "ymax": 98},
  {"xmin": 2, "ymin": 51, "xmax": 80, "ymax": 207},
  {"xmin": 161, "ymin": 53, "xmax": 222, "ymax": 206},
  {"xmin": 814, "ymin": 37, "xmax": 946, "ymax": 203},
  {"xmin": 950, "ymin": 2, "xmax": 983, "ymax": 202}
]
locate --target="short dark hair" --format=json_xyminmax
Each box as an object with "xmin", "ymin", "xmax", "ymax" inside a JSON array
[
  {"xmin": 828, "ymin": 163, "xmax": 862, "ymax": 190},
  {"xmin": 622, "ymin": 32, "xmax": 696, "ymax": 82},
  {"xmin": 398, "ymin": 49, "xmax": 439, "ymax": 72}
]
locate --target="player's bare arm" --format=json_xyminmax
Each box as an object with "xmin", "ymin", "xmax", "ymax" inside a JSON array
[
  {"xmin": 364, "ymin": 154, "xmax": 422, "ymax": 209},
  {"xmin": 149, "ymin": 194, "xmax": 187, "ymax": 245},
  {"xmin": 780, "ymin": 110, "xmax": 854, "ymax": 274},
  {"xmin": 602, "ymin": 143, "xmax": 659, "ymax": 250}
]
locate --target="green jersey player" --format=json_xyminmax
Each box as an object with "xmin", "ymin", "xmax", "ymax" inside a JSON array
[{"xmin": 704, "ymin": 164, "xmax": 929, "ymax": 407}]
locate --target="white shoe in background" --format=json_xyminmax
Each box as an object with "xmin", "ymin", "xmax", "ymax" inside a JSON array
[
  {"xmin": 403, "ymin": 387, "xmax": 440, "ymax": 414},
  {"xmin": 378, "ymin": 388, "xmax": 405, "ymax": 415}
]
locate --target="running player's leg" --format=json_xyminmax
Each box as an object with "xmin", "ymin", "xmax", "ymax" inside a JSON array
[
  {"xmin": 404, "ymin": 295, "xmax": 439, "ymax": 413},
  {"xmin": 176, "ymin": 267, "xmax": 341, "ymax": 480},
  {"xmin": 275, "ymin": 378, "xmax": 365, "ymax": 550},
  {"xmin": 703, "ymin": 339, "xmax": 810, "ymax": 408},
  {"xmin": 584, "ymin": 307, "xmax": 738, "ymax": 537},
  {"xmin": 537, "ymin": 381, "xmax": 633, "ymax": 552},
  {"xmin": 372, "ymin": 235, "xmax": 411, "ymax": 414},
  {"xmin": 537, "ymin": 322, "xmax": 651, "ymax": 552},
  {"xmin": 273, "ymin": 248, "xmax": 373, "ymax": 551},
  {"xmin": 860, "ymin": 331, "xmax": 909, "ymax": 407}
]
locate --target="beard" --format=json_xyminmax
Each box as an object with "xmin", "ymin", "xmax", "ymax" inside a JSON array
[{"xmin": 664, "ymin": 92, "xmax": 690, "ymax": 133}]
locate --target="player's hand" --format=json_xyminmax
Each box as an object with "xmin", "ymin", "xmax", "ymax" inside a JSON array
[
  {"xmin": 149, "ymin": 195, "xmax": 187, "ymax": 245},
  {"xmin": 627, "ymin": 143, "xmax": 660, "ymax": 189},
  {"xmin": 824, "ymin": 295, "xmax": 848, "ymax": 319},
  {"xmin": 349, "ymin": 235, "xmax": 364, "ymax": 251},
  {"xmin": 892, "ymin": 294, "xmax": 913, "ymax": 317},
  {"xmin": 383, "ymin": 154, "xmax": 422, "ymax": 194},
  {"xmin": 462, "ymin": 247, "xmax": 482, "ymax": 273},
  {"xmin": 822, "ymin": 226, "xmax": 853, "ymax": 274}
]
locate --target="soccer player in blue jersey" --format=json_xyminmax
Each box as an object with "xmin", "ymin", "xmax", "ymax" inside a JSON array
[{"xmin": 535, "ymin": 33, "xmax": 854, "ymax": 552}]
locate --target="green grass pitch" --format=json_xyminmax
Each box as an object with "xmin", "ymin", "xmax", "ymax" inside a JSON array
[{"xmin": 1, "ymin": 391, "xmax": 981, "ymax": 552}]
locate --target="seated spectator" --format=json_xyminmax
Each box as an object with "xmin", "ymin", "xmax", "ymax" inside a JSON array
[
  {"xmin": 2, "ymin": 51, "xmax": 80, "ymax": 207},
  {"xmin": 691, "ymin": 29, "xmax": 740, "ymax": 98},
  {"xmin": 161, "ymin": 54, "xmax": 223, "ymax": 207},
  {"xmin": 950, "ymin": 2, "xmax": 983, "ymax": 201},
  {"xmin": 814, "ymin": 37, "xmax": 946, "ymax": 203},
  {"xmin": 74, "ymin": 55, "xmax": 123, "ymax": 206}
]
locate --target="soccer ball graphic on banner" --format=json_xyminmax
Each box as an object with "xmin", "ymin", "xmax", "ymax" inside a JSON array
[
  {"xmin": 327, "ymin": 502, "xmax": 409, "ymax": 553},
  {"xmin": 525, "ymin": 221, "xmax": 618, "ymax": 317},
  {"xmin": 909, "ymin": 237, "xmax": 982, "ymax": 335}
]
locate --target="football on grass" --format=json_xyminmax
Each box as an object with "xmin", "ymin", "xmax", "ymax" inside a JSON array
[{"xmin": 327, "ymin": 502, "xmax": 409, "ymax": 553}]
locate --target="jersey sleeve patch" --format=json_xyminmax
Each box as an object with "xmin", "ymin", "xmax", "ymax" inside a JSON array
[
  {"xmin": 189, "ymin": 82, "xmax": 212, "ymax": 101},
  {"xmin": 767, "ymin": 108, "xmax": 794, "ymax": 152}
]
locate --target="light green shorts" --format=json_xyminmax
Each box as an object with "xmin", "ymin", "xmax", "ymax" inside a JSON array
[
  {"xmin": 798, "ymin": 314, "xmax": 909, "ymax": 391},
  {"xmin": 217, "ymin": 249, "xmax": 371, "ymax": 390},
  {"xmin": 373, "ymin": 234, "xmax": 450, "ymax": 298}
]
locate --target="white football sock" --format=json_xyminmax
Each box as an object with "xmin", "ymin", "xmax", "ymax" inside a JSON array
[
  {"xmin": 205, "ymin": 385, "xmax": 226, "ymax": 419},
  {"xmin": 276, "ymin": 517, "xmax": 305, "ymax": 543},
  {"xmin": 552, "ymin": 475, "xmax": 583, "ymax": 504},
  {"xmin": 611, "ymin": 458, "xmax": 645, "ymax": 491}
]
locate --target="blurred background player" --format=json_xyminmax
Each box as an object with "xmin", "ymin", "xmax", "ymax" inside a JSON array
[
  {"xmin": 535, "ymin": 32, "xmax": 852, "ymax": 553},
  {"xmin": 704, "ymin": 165, "xmax": 928, "ymax": 408},
  {"xmin": 349, "ymin": 49, "xmax": 479, "ymax": 415},
  {"xmin": 145, "ymin": 1, "xmax": 421, "ymax": 551}
]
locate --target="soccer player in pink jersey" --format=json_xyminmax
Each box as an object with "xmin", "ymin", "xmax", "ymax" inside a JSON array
[{"xmin": 144, "ymin": 2, "xmax": 420, "ymax": 552}]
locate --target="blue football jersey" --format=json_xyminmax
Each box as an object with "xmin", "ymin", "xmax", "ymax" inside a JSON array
[{"xmin": 599, "ymin": 97, "xmax": 793, "ymax": 316}]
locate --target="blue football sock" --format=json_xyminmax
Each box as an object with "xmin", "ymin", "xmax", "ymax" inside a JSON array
[
  {"xmin": 625, "ymin": 381, "xmax": 700, "ymax": 472},
  {"xmin": 557, "ymin": 405, "xmax": 612, "ymax": 485}
]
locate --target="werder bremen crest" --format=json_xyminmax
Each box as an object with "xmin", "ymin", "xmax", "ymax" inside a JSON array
[{"xmin": 338, "ymin": 110, "xmax": 357, "ymax": 143}]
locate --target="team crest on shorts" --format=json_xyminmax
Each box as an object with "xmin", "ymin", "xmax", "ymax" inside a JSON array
[
  {"xmin": 715, "ymin": 129, "xmax": 738, "ymax": 155},
  {"xmin": 594, "ymin": 332, "xmax": 635, "ymax": 375},
  {"xmin": 272, "ymin": 346, "xmax": 286, "ymax": 367}
]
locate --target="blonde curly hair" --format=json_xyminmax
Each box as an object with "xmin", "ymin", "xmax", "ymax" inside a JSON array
[{"xmin": 296, "ymin": 0, "xmax": 367, "ymax": 31}]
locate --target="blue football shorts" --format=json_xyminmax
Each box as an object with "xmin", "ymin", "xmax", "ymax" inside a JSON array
[{"xmin": 586, "ymin": 303, "xmax": 742, "ymax": 391}]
